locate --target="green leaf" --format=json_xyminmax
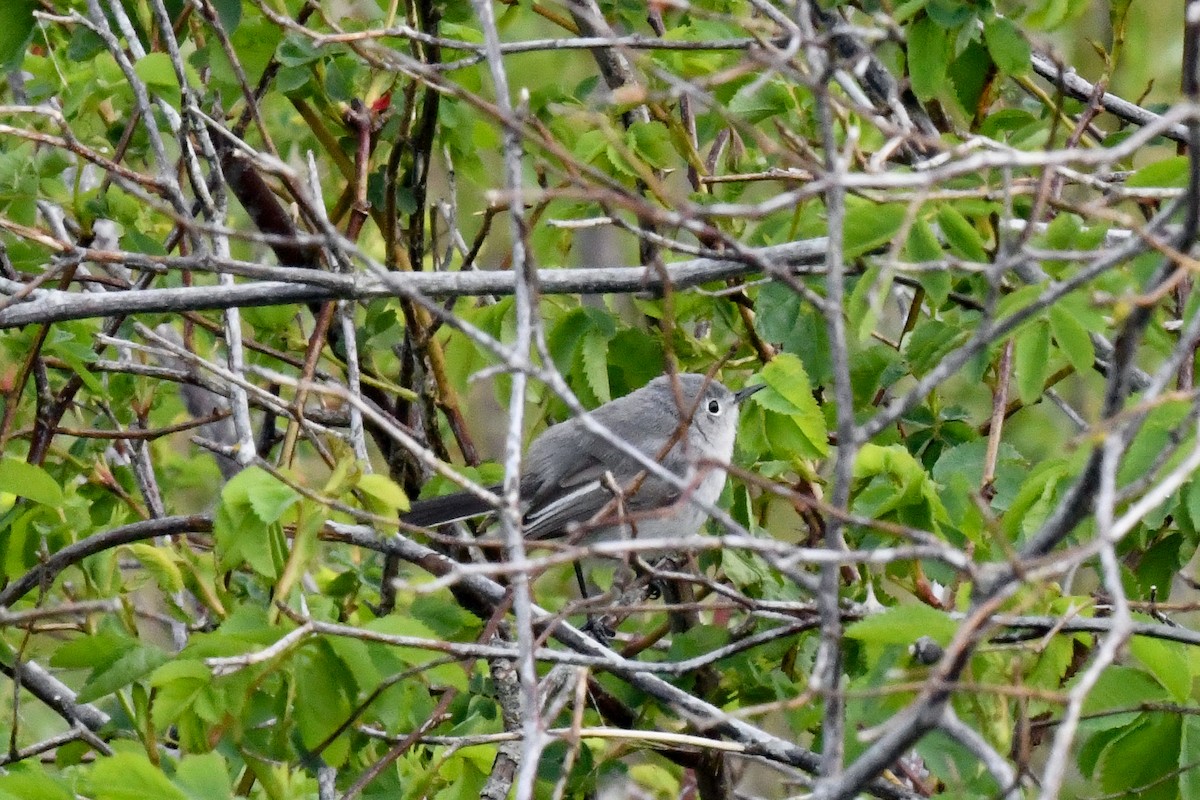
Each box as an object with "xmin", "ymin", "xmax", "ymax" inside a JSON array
[
  {"xmin": 1014, "ymin": 321, "xmax": 1052, "ymax": 405},
  {"xmin": 905, "ymin": 218, "xmax": 949, "ymax": 304},
  {"xmin": 1131, "ymin": 634, "xmax": 1191, "ymax": 703},
  {"xmin": 1182, "ymin": 716, "xmax": 1200, "ymax": 799},
  {"xmin": 846, "ymin": 603, "xmax": 957, "ymax": 646},
  {"xmin": 276, "ymin": 34, "xmax": 321, "ymax": 67},
  {"xmin": 91, "ymin": 753, "xmax": 188, "ymax": 800},
  {"xmin": 1048, "ymin": 304, "xmax": 1095, "ymax": 374},
  {"xmin": 174, "ymin": 751, "xmax": 233, "ymax": 800},
  {"xmin": 77, "ymin": 643, "xmax": 170, "ymax": 703},
  {"xmin": 666, "ymin": 625, "xmax": 730, "ymax": 661},
  {"xmin": 50, "ymin": 631, "xmax": 126, "ymax": 669},
  {"xmin": 294, "ymin": 645, "xmax": 354, "ymax": 766},
  {"xmin": 124, "ymin": 543, "xmax": 185, "ymax": 593},
  {"xmin": 936, "ymin": 205, "xmax": 988, "ymax": 262},
  {"xmin": 753, "ymin": 354, "xmax": 827, "ymax": 457},
  {"xmin": 0, "ymin": 458, "xmax": 63, "ymax": 507},
  {"xmin": 0, "ymin": 0, "xmax": 36, "ymax": 72},
  {"xmin": 1126, "ymin": 156, "xmax": 1190, "ymax": 189},
  {"xmin": 134, "ymin": 52, "xmax": 181, "ymax": 94},
  {"xmin": 214, "ymin": 467, "xmax": 294, "ymax": 577},
  {"xmin": 626, "ymin": 121, "xmax": 674, "ymax": 169},
  {"xmin": 1080, "ymin": 665, "xmax": 1171, "ymax": 714},
  {"xmin": 1097, "ymin": 714, "xmax": 1181, "ymax": 798},
  {"xmin": 982, "ymin": 16, "xmax": 1030, "ymax": 75},
  {"xmin": 842, "ymin": 200, "xmax": 907, "ymax": 259},
  {"xmin": 925, "ymin": 0, "xmax": 974, "ymax": 27},
  {"xmin": 581, "ymin": 329, "xmax": 611, "ymax": 403},
  {"xmin": 727, "ymin": 80, "xmax": 792, "ymax": 123},
  {"xmin": 547, "ymin": 307, "xmax": 593, "ymax": 372},
  {"xmin": 1002, "ymin": 460, "xmax": 1069, "ymax": 541},
  {"xmin": 847, "ymin": 267, "xmax": 891, "ymax": 342},
  {"xmin": 149, "ymin": 661, "xmax": 211, "ymax": 729},
  {"xmin": 209, "ymin": 0, "xmax": 242, "ymax": 33},
  {"xmin": 852, "ymin": 444, "xmax": 951, "ymax": 532},
  {"xmin": 358, "ymin": 473, "xmax": 410, "ymax": 512},
  {"xmin": 0, "ymin": 770, "xmax": 73, "ymax": 800},
  {"xmin": 1118, "ymin": 401, "xmax": 1190, "ymax": 486},
  {"xmin": 754, "ymin": 283, "xmax": 831, "ymax": 381},
  {"xmin": 908, "ymin": 16, "xmax": 948, "ymax": 100},
  {"xmin": 1186, "ymin": 479, "xmax": 1200, "ymax": 530},
  {"xmin": 246, "ymin": 475, "xmax": 300, "ymax": 523}
]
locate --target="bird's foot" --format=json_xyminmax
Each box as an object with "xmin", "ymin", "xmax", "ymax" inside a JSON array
[{"xmin": 581, "ymin": 617, "xmax": 615, "ymax": 645}]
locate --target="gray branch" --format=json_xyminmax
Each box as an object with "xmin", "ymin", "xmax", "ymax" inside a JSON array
[{"xmin": 0, "ymin": 238, "xmax": 827, "ymax": 328}]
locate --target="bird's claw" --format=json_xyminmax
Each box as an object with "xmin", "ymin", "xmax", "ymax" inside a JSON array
[{"xmin": 581, "ymin": 617, "xmax": 615, "ymax": 645}]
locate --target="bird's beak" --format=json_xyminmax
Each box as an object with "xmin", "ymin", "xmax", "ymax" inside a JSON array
[{"xmin": 734, "ymin": 384, "xmax": 766, "ymax": 404}]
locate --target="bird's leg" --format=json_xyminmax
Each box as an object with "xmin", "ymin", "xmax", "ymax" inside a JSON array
[
  {"xmin": 573, "ymin": 560, "xmax": 590, "ymax": 600},
  {"xmin": 629, "ymin": 554, "xmax": 664, "ymax": 600},
  {"xmin": 574, "ymin": 561, "xmax": 616, "ymax": 644}
]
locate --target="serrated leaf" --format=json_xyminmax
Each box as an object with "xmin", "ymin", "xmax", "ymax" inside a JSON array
[
  {"xmin": 174, "ymin": 752, "xmax": 233, "ymax": 800},
  {"xmin": 1048, "ymin": 304, "xmax": 1095, "ymax": 374},
  {"xmin": 1187, "ymin": 480, "xmax": 1200, "ymax": 529},
  {"xmin": 1097, "ymin": 714, "xmax": 1180, "ymax": 797},
  {"xmin": 51, "ymin": 628, "xmax": 128, "ymax": 666},
  {"xmin": 846, "ymin": 603, "xmax": 957, "ymax": 646},
  {"xmin": 215, "ymin": 467, "xmax": 291, "ymax": 577},
  {"xmin": 1131, "ymin": 634, "xmax": 1190, "ymax": 703},
  {"xmin": 209, "ymin": 0, "xmax": 241, "ymax": 33},
  {"xmin": 1126, "ymin": 156, "xmax": 1190, "ymax": 189},
  {"xmin": 0, "ymin": 458, "xmax": 63, "ymax": 507},
  {"xmin": 905, "ymin": 218, "xmax": 950, "ymax": 304},
  {"xmin": 246, "ymin": 477, "xmax": 300, "ymax": 523},
  {"xmin": 91, "ymin": 753, "xmax": 188, "ymax": 800},
  {"xmin": 134, "ymin": 52, "xmax": 180, "ymax": 94},
  {"xmin": 1079, "ymin": 665, "xmax": 1170, "ymax": 713},
  {"xmin": 125, "ymin": 543, "xmax": 185, "ymax": 593},
  {"xmin": 982, "ymin": 16, "xmax": 1030, "ymax": 75},
  {"xmin": 727, "ymin": 80, "xmax": 792, "ymax": 123},
  {"xmin": 0, "ymin": 771, "xmax": 73, "ymax": 800},
  {"xmin": 936, "ymin": 205, "xmax": 988, "ymax": 262},
  {"xmin": 0, "ymin": 0, "xmax": 36, "ymax": 72},
  {"xmin": 627, "ymin": 121, "xmax": 674, "ymax": 169},
  {"xmin": 604, "ymin": 143, "xmax": 638, "ymax": 178},
  {"xmin": 581, "ymin": 329, "xmax": 611, "ymax": 403},
  {"xmin": 358, "ymin": 473, "xmax": 410, "ymax": 512},
  {"xmin": 276, "ymin": 35, "xmax": 321, "ymax": 67},
  {"xmin": 1014, "ymin": 321, "xmax": 1052, "ymax": 406},
  {"xmin": 77, "ymin": 644, "xmax": 170, "ymax": 703},
  {"xmin": 1182, "ymin": 716, "xmax": 1200, "ymax": 799},
  {"xmin": 753, "ymin": 354, "xmax": 827, "ymax": 457},
  {"xmin": 908, "ymin": 16, "xmax": 948, "ymax": 101},
  {"xmin": 843, "ymin": 200, "xmax": 907, "ymax": 258},
  {"xmin": 547, "ymin": 307, "xmax": 592, "ymax": 372}
]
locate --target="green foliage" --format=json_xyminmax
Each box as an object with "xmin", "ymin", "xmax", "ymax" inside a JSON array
[{"xmin": 1, "ymin": 0, "xmax": 1197, "ymax": 798}]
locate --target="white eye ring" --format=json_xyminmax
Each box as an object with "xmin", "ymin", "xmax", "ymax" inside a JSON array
[{"xmin": 707, "ymin": 398, "xmax": 722, "ymax": 415}]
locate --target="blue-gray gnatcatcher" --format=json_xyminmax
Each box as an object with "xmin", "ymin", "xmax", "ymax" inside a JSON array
[{"xmin": 403, "ymin": 373, "xmax": 762, "ymax": 545}]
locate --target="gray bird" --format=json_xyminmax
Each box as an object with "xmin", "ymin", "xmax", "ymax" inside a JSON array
[{"xmin": 403, "ymin": 373, "xmax": 763, "ymax": 546}]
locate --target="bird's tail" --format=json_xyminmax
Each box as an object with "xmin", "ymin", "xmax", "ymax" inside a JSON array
[{"xmin": 402, "ymin": 484, "xmax": 503, "ymax": 528}]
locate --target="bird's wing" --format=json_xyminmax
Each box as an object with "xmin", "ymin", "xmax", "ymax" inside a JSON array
[{"xmin": 521, "ymin": 432, "xmax": 682, "ymax": 540}]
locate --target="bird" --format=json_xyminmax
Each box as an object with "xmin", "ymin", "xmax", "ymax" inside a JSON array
[{"xmin": 402, "ymin": 373, "xmax": 762, "ymax": 548}]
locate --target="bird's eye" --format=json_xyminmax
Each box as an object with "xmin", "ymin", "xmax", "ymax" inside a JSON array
[{"xmin": 707, "ymin": 399, "xmax": 722, "ymax": 414}]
